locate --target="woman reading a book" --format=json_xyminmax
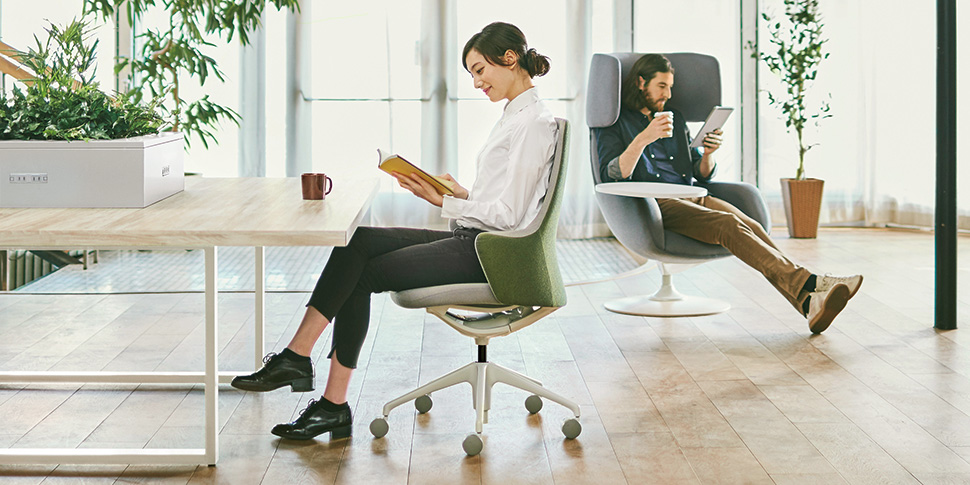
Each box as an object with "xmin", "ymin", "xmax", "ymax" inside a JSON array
[{"xmin": 231, "ymin": 21, "xmax": 559, "ymax": 442}]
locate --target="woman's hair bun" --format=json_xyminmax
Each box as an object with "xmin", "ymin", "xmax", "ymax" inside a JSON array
[
  {"xmin": 462, "ymin": 22, "xmax": 551, "ymax": 79},
  {"xmin": 524, "ymin": 48, "xmax": 550, "ymax": 77}
]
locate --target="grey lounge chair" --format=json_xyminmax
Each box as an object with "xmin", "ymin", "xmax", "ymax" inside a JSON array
[
  {"xmin": 369, "ymin": 118, "xmax": 581, "ymax": 456},
  {"xmin": 586, "ymin": 52, "xmax": 771, "ymax": 317}
]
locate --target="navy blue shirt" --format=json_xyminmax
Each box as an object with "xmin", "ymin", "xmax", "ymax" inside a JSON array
[{"xmin": 593, "ymin": 108, "xmax": 714, "ymax": 185}]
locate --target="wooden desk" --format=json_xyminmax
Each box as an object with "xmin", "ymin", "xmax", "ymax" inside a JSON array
[{"xmin": 0, "ymin": 176, "xmax": 379, "ymax": 465}]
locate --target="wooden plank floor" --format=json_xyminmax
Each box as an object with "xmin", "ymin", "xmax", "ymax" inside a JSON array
[{"xmin": 1, "ymin": 228, "xmax": 969, "ymax": 484}]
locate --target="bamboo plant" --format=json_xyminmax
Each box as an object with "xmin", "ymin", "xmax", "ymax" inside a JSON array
[
  {"xmin": 0, "ymin": 19, "xmax": 165, "ymax": 141},
  {"xmin": 83, "ymin": 0, "xmax": 300, "ymax": 148}
]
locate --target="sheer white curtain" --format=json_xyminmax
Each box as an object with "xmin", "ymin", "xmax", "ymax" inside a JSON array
[
  {"xmin": 235, "ymin": 0, "xmax": 970, "ymax": 237},
  {"xmin": 303, "ymin": 0, "xmax": 429, "ymax": 228},
  {"xmin": 454, "ymin": 0, "xmax": 607, "ymax": 238},
  {"xmin": 307, "ymin": 0, "xmax": 610, "ymax": 236},
  {"xmin": 757, "ymin": 0, "xmax": 969, "ymax": 230},
  {"xmin": 628, "ymin": 0, "xmax": 968, "ymax": 232},
  {"xmin": 9, "ymin": 1, "xmax": 964, "ymax": 235},
  {"xmin": 0, "ymin": 1, "xmax": 611, "ymax": 237},
  {"xmin": 633, "ymin": 0, "xmax": 744, "ymax": 184}
]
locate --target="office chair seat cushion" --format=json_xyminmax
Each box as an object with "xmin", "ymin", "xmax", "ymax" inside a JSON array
[
  {"xmin": 390, "ymin": 283, "xmax": 502, "ymax": 309},
  {"xmin": 662, "ymin": 231, "xmax": 733, "ymax": 258}
]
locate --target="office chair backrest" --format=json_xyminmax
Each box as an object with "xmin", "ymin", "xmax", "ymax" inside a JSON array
[
  {"xmin": 586, "ymin": 52, "xmax": 721, "ymax": 127},
  {"xmin": 474, "ymin": 118, "xmax": 569, "ymax": 308},
  {"xmin": 586, "ymin": 52, "xmax": 721, "ymax": 183}
]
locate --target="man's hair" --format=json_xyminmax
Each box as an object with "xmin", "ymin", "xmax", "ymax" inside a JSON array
[{"xmin": 621, "ymin": 54, "xmax": 674, "ymax": 111}]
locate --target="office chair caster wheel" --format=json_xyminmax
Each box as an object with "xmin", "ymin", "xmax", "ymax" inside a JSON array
[
  {"xmin": 369, "ymin": 417, "xmax": 389, "ymax": 438},
  {"xmin": 562, "ymin": 418, "xmax": 582, "ymax": 439},
  {"xmin": 525, "ymin": 394, "xmax": 543, "ymax": 414},
  {"xmin": 415, "ymin": 394, "xmax": 433, "ymax": 414},
  {"xmin": 462, "ymin": 433, "xmax": 484, "ymax": 456}
]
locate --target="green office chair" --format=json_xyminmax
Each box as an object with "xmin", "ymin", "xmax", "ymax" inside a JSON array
[{"xmin": 368, "ymin": 118, "xmax": 580, "ymax": 456}]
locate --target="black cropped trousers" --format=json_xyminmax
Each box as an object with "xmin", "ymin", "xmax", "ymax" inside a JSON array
[{"xmin": 306, "ymin": 226, "xmax": 487, "ymax": 369}]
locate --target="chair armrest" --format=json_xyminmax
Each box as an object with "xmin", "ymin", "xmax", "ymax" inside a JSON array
[{"xmin": 703, "ymin": 181, "xmax": 771, "ymax": 233}]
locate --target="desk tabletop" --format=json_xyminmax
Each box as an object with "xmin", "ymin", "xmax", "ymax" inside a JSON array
[
  {"xmin": 0, "ymin": 177, "xmax": 379, "ymax": 248},
  {"xmin": 596, "ymin": 181, "xmax": 707, "ymax": 199}
]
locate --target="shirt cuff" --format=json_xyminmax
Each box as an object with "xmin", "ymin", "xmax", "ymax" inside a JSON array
[
  {"xmin": 695, "ymin": 162, "xmax": 716, "ymax": 182},
  {"xmin": 440, "ymin": 195, "xmax": 466, "ymax": 220},
  {"xmin": 606, "ymin": 157, "xmax": 629, "ymax": 181}
]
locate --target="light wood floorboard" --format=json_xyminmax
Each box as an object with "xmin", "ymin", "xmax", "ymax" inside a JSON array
[{"xmin": 0, "ymin": 228, "xmax": 967, "ymax": 483}]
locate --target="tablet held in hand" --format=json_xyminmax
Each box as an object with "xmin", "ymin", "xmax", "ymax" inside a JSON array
[{"xmin": 689, "ymin": 106, "xmax": 734, "ymax": 148}]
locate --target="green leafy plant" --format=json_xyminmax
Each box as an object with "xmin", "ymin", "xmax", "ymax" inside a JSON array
[
  {"xmin": 83, "ymin": 0, "xmax": 301, "ymax": 149},
  {"xmin": 749, "ymin": 0, "xmax": 831, "ymax": 180},
  {"xmin": 0, "ymin": 19, "xmax": 166, "ymax": 141}
]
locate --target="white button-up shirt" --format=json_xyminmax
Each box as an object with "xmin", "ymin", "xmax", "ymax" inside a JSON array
[{"xmin": 441, "ymin": 87, "xmax": 557, "ymax": 232}]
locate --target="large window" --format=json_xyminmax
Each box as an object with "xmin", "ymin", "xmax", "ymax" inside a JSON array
[
  {"xmin": 755, "ymin": 0, "xmax": 951, "ymax": 228},
  {"xmin": 10, "ymin": 1, "xmax": 963, "ymax": 232},
  {"xmin": 755, "ymin": 1, "xmax": 871, "ymax": 225},
  {"xmin": 308, "ymin": 0, "xmax": 422, "ymax": 186},
  {"xmin": 456, "ymin": 1, "xmax": 572, "ymax": 182},
  {"xmin": 1, "ymin": 2, "xmax": 114, "ymax": 95},
  {"xmin": 633, "ymin": 0, "xmax": 743, "ymax": 182},
  {"xmin": 136, "ymin": 7, "xmax": 241, "ymax": 177}
]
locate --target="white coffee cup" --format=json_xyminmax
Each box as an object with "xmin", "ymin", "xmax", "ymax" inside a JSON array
[{"xmin": 655, "ymin": 111, "xmax": 674, "ymax": 138}]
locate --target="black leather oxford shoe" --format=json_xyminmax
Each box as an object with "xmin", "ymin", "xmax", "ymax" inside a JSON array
[
  {"xmin": 271, "ymin": 398, "xmax": 352, "ymax": 440},
  {"xmin": 230, "ymin": 352, "xmax": 314, "ymax": 392}
]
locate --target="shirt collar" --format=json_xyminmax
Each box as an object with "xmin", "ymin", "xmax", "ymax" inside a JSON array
[
  {"xmin": 502, "ymin": 87, "xmax": 539, "ymax": 122},
  {"xmin": 621, "ymin": 107, "xmax": 651, "ymax": 121}
]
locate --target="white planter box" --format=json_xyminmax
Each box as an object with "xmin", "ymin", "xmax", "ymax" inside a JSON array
[{"xmin": 0, "ymin": 132, "xmax": 184, "ymax": 208}]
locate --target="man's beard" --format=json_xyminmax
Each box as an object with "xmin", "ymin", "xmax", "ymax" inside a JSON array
[{"xmin": 632, "ymin": 87, "xmax": 666, "ymax": 113}]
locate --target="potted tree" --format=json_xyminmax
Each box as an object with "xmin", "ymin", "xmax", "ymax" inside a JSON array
[
  {"xmin": 0, "ymin": 19, "xmax": 179, "ymax": 208},
  {"xmin": 751, "ymin": 0, "xmax": 831, "ymax": 238},
  {"xmin": 1, "ymin": 1, "xmax": 302, "ymax": 208}
]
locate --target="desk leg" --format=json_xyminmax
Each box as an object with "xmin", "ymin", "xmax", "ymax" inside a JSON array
[
  {"xmin": 204, "ymin": 247, "xmax": 219, "ymax": 466},
  {"xmin": 255, "ymin": 246, "xmax": 265, "ymax": 370}
]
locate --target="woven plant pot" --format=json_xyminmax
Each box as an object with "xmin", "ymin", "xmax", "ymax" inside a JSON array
[{"xmin": 780, "ymin": 178, "xmax": 824, "ymax": 238}]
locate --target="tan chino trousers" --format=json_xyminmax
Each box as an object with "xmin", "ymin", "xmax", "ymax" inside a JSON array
[{"xmin": 658, "ymin": 196, "xmax": 813, "ymax": 314}]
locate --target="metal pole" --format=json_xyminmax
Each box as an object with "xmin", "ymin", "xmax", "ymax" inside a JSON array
[
  {"xmin": 285, "ymin": 3, "xmax": 312, "ymax": 176},
  {"xmin": 238, "ymin": 16, "xmax": 266, "ymax": 177},
  {"xmin": 613, "ymin": 0, "xmax": 634, "ymax": 51},
  {"xmin": 740, "ymin": 0, "xmax": 760, "ymax": 185},
  {"xmin": 935, "ymin": 0, "xmax": 957, "ymax": 330},
  {"xmin": 254, "ymin": 246, "xmax": 265, "ymax": 370},
  {"xmin": 204, "ymin": 247, "xmax": 220, "ymax": 464}
]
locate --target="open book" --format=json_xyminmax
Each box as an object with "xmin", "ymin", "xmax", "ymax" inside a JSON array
[{"xmin": 377, "ymin": 149, "xmax": 455, "ymax": 196}]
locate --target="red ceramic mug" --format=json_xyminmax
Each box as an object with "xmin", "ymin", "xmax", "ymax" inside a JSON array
[{"xmin": 301, "ymin": 173, "xmax": 333, "ymax": 200}]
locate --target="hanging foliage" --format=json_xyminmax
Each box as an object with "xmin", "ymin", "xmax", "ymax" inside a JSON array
[{"xmin": 83, "ymin": 0, "xmax": 301, "ymax": 148}]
